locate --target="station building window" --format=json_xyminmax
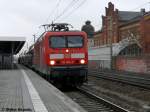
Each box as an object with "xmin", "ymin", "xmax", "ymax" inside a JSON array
[{"xmin": 119, "ymin": 44, "xmax": 142, "ymax": 56}]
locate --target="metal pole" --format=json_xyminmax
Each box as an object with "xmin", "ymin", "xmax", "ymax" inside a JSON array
[
  {"xmin": 1, "ymin": 55, "xmax": 4, "ymax": 69},
  {"xmin": 26, "ymin": 42, "xmax": 29, "ymax": 49},
  {"xmin": 11, "ymin": 42, "xmax": 14, "ymax": 69},
  {"xmin": 33, "ymin": 34, "xmax": 36, "ymax": 43},
  {"xmin": 108, "ymin": 16, "xmax": 113, "ymax": 70}
]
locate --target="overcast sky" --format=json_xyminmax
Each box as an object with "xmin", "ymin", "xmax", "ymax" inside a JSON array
[{"xmin": 0, "ymin": 0, "xmax": 149, "ymax": 49}]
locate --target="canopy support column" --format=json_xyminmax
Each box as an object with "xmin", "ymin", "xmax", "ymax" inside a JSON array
[{"xmin": 11, "ymin": 42, "xmax": 14, "ymax": 69}]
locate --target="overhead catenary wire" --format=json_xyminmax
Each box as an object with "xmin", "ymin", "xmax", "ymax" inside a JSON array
[
  {"xmin": 58, "ymin": 0, "xmax": 88, "ymax": 22},
  {"xmin": 33, "ymin": 0, "xmax": 62, "ymax": 41},
  {"xmin": 35, "ymin": 0, "xmax": 87, "ymax": 36},
  {"xmin": 35, "ymin": 1, "xmax": 149, "ymax": 40},
  {"xmin": 44, "ymin": 0, "xmax": 62, "ymax": 24},
  {"xmin": 53, "ymin": 0, "xmax": 80, "ymax": 22}
]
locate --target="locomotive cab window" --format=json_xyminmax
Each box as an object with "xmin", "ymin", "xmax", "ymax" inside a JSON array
[
  {"xmin": 68, "ymin": 36, "xmax": 83, "ymax": 47},
  {"xmin": 50, "ymin": 36, "xmax": 66, "ymax": 48},
  {"xmin": 49, "ymin": 36, "xmax": 83, "ymax": 48}
]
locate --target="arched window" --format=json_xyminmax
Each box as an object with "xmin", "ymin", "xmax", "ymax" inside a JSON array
[{"xmin": 119, "ymin": 44, "xmax": 142, "ymax": 56}]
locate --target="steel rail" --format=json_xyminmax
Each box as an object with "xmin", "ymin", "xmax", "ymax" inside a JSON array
[
  {"xmin": 88, "ymin": 70, "xmax": 150, "ymax": 89},
  {"xmin": 77, "ymin": 86, "xmax": 130, "ymax": 112}
]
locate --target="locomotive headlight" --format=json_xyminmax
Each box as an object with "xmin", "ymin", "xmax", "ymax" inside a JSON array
[
  {"xmin": 66, "ymin": 49, "xmax": 69, "ymax": 53},
  {"xmin": 80, "ymin": 59, "xmax": 85, "ymax": 64},
  {"xmin": 50, "ymin": 60, "xmax": 55, "ymax": 65}
]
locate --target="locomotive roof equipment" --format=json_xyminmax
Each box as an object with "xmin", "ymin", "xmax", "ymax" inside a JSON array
[{"xmin": 41, "ymin": 23, "xmax": 73, "ymax": 32}]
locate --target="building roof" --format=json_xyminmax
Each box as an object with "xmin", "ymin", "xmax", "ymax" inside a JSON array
[
  {"xmin": 120, "ymin": 15, "xmax": 142, "ymax": 27},
  {"xmin": 0, "ymin": 36, "xmax": 26, "ymax": 54},
  {"xmin": 0, "ymin": 36, "xmax": 25, "ymax": 41},
  {"xmin": 118, "ymin": 11, "xmax": 143, "ymax": 22}
]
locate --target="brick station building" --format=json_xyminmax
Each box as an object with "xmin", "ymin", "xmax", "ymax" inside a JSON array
[{"xmin": 91, "ymin": 2, "xmax": 150, "ymax": 74}]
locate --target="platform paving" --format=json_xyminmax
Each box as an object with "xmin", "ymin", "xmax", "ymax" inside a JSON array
[
  {"xmin": 0, "ymin": 69, "xmax": 33, "ymax": 112},
  {"xmin": 0, "ymin": 65, "xmax": 86, "ymax": 112}
]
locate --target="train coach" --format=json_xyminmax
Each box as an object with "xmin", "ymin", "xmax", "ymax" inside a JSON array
[{"xmin": 20, "ymin": 23, "xmax": 88, "ymax": 86}]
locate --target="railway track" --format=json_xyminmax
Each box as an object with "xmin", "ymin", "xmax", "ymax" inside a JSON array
[
  {"xmin": 64, "ymin": 86, "xmax": 129, "ymax": 112},
  {"xmin": 88, "ymin": 69, "xmax": 150, "ymax": 89}
]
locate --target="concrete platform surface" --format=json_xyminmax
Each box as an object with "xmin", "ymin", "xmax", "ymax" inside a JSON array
[{"xmin": 0, "ymin": 65, "xmax": 86, "ymax": 112}]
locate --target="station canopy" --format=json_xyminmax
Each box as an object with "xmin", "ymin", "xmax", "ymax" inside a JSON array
[{"xmin": 0, "ymin": 36, "xmax": 26, "ymax": 55}]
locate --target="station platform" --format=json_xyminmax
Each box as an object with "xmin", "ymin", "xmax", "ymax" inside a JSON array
[
  {"xmin": 0, "ymin": 65, "xmax": 86, "ymax": 112},
  {"xmin": 0, "ymin": 36, "xmax": 25, "ymax": 69}
]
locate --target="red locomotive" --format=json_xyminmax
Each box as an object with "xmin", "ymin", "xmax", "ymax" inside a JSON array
[{"xmin": 20, "ymin": 23, "xmax": 88, "ymax": 86}]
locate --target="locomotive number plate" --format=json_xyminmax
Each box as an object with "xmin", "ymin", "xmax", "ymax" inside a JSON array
[{"xmin": 65, "ymin": 54, "xmax": 71, "ymax": 58}]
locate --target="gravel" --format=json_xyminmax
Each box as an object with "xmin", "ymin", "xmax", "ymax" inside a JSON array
[{"xmin": 85, "ymin": 75, "xmax": 150, "ymax": 112}]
